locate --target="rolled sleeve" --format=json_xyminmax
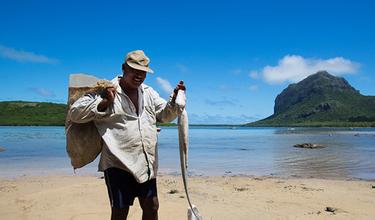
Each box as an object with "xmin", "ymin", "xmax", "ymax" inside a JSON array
[
  {"xmin": 154, "ymin": 92, "xmax": 178, "ymax": 123},
  {"xmin": 69, "ymin": 93, "xmax": 113, "ymax": 123}
]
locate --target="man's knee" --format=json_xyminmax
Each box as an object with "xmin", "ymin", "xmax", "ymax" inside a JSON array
[
  {"xmin": 140, "ymin": 197, "xmax": 159, "ymax": 212},
  {"xmin": 111, "ymin": 207, "xmax": 129, "ymax": 220}
]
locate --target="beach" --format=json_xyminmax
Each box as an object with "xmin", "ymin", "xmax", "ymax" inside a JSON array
[
  {"xmin": 1, "ymin": 126, "xmax": 375, "ymax": 219},
  {"xmin": 1, "ymin": 174, "xmax": 374, "ymax": 220}
]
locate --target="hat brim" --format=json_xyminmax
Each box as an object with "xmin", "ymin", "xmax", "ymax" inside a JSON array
[{"xmin": 127, "ymin": 61, "xmax": 154, "ymax": 73}]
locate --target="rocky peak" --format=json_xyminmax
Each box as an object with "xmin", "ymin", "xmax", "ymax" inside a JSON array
[
  {"xmin": 303, "ymin": 71, "xmax": 357, "ymax": 92},
  {"xmin": 274, "ymin": 71, "xmax": 359, "ymax": 114}
]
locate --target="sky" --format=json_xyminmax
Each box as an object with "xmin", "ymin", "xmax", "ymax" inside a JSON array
[{"xmin": 1, "ymin": 0, "xmax": 375, "ymax": 124}]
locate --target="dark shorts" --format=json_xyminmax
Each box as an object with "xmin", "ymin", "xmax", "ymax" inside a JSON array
[{"xmin": 104, "ymin": 168, "xmax": 157, "ymax": 208}]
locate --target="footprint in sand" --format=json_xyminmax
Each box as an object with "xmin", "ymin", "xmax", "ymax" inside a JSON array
[{"xmin": 70, "ymin": 212, "xmax": 108, "ymax": 220}]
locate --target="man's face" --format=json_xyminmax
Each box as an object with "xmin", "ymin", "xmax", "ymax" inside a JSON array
[{"xmin": 122, "ymin": 64, "xmax": 147, "ymax": 89}]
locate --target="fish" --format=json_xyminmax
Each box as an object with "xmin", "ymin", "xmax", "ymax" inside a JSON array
[{"xmin": 175, "ymin": 89, "xmax": 203, "ymax": 220}]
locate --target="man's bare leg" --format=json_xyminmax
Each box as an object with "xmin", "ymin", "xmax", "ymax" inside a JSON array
[
  {"xmin": 111, "ymin": 207, "xmax": 129, "ymax": 220},
  {"xmin": 139, "ymin": 196, "xmax": 159, "ymax": 220}
]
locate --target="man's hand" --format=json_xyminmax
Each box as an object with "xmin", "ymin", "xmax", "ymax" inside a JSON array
[
  {"xmin": 102, "ymin": 87, "xmax": 116, "ymax": 102},
  {"xmin": 98, "ymin": 87, "xmax": 116, "ymax": 112},
  {"xmin": 173, "ymin": 81, "xmax": 186, "ymax": 95},
  {"xmin": 172, "ymin": 81, "xmax": 186, "ymax": 103}
]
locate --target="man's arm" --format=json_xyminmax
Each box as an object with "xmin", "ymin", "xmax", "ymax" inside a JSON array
[
  {"xmin": 154, "ymin": 81, "xmax": 186, "ymax": 123},
  {"xmin": 69, "ymin": 87, "xmax": 116, "ymax": 123}
]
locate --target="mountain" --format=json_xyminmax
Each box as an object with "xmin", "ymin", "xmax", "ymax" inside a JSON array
[
  {"xmin": 248, "ymin": 71, "xmax": 375, "ymax": 127},
  {"xmin": 0, "ymin": 101, "xmax": 67, "ymax": 126}
]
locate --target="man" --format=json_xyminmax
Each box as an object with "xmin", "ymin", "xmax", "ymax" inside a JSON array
[{"xmin": 69, "ymin": 50, "xmax": 185, "ymax": 220}]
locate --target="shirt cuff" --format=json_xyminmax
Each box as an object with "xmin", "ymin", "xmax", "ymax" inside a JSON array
[
  {"xmin": 92, "ymin": 96, "xmax": 113, "ymax": 118},
  {"xmin": 168, "ymin": 93, "xmax": 177, "ymax": 105}
]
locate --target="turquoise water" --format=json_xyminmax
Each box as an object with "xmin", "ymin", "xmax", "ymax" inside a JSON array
[{"xmin": 0, "ymin": 126, "xmax": 374, "ymax": 180}]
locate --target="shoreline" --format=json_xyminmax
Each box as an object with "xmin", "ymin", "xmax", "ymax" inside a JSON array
[
  {"xmin": 2, "ymin": 170, "xmax": 375, "ymax": 182},
  {"xmin": 1, "ymin": 174, "xmax": 374, "ymax": 219},
  {"xmin": 1, "ymin": 166, "xmax": 375, "ymax": 181}
]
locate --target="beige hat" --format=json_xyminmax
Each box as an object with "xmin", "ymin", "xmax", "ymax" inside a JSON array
[{"xmin": 125, "ymin": 50, "xmax": 154, "ymax": 73}]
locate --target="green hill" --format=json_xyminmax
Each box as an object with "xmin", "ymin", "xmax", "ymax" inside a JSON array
[
  {"xmin": 247, "ymin": 71, "xmax": 375, "ymax": 127},
  {"xmin": 0, "ymin": 101, "xmax": 177, "ymax": 126},
  {"xmin": 0, "ymin": 101, "xmax": 67, "ymax": 126}
]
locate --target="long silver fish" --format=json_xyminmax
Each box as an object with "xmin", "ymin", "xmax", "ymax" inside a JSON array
[{"xmin": 176, "ymin": 89, "xmax": 203, "ymax": 220}]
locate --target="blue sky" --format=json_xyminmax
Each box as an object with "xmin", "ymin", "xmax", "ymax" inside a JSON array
[{"xmin": 1, "ymin": 0, "xmax": 374, "ymax": 124}]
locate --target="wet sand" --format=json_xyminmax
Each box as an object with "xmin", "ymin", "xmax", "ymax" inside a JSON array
[{"xmin": 0, "ymin": 175, "xmax": 374, "ymax": 219}]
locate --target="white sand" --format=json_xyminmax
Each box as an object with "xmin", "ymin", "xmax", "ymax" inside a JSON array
[{"xmin": 1, "ymin": 175, "xmax": 374, "ymax": 219}]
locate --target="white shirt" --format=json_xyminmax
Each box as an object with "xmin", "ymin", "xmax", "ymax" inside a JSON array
[{"xmin": 69, "ymin": 76, "xmax": 178, "ymax": 183}]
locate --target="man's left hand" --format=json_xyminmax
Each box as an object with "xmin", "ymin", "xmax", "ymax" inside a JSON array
[{"xmin": 174, "ymin": 81, "xmax": 186, "ymax": 95}]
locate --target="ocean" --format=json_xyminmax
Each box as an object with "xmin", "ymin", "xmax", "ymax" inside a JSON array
[{"xmin": 0, "ymin": 126, "xmax": 374, "ymax": 180}]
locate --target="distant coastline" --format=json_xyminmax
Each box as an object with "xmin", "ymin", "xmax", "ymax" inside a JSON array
[
  {"xmin": 0, "ymin": 101, "xmax": 242, "ymax": 127},
  {"xmin": 1, "ymin": 100, "xmax": 375, "ymax": 127},
  {"xmin": 0, "ymin": 101, "xmax": 66, "ymax": 126},
  {"xmin": 245, "ymin": 121, "xmax": 375, "ymax": 127}
]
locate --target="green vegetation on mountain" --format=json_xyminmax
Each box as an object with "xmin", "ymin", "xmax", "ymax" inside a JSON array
[
  {"xmin": 0, "ymin": 101, "xmax": 181, "ymax": 126},
  {"xmin": 247, "ymin": 71, "xmax": 375, "ymax": 127},
  {"xmin": 0, "ymin": 101, "xmax": 67, "ymax": 126}
]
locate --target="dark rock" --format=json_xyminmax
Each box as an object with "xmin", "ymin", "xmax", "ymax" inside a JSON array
[
  {"xmin": 371, "ymin": 185, "xmax": 375, "ymax": 189},
  {"xmin": 234, "ymin": 187, "xmax": 249, "ymax": 192},
  {"xmin": 294, "ymin": 143, "xmax": 324, "ymax": 149},
  {"xmin": 0, "ymin": 147, "xmax": 5, "ymax": 152},
  {"xmin": 325, "ymin": 207, "xmax": 337, "ymax": 213},
  {"xmin": 168, "ymin": 189, "xmax": 179, "ymax": 194},
  {"xmin": 298, "ymin": 103, "xmax": 334, "ymax": 119}
]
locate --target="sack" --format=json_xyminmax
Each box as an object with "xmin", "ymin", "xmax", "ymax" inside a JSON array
[
  {"xmin": 66, "ymin": 121, "xmax": 102, "ymax": 169},
  {"xmin": 65, "ymin": 73, "xmax": 111, "ymax": 169}
]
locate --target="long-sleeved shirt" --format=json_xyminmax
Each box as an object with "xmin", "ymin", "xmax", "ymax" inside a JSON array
[{"xmin": 69, "ymin": 76, "xmax": 178, "ymax": 183}]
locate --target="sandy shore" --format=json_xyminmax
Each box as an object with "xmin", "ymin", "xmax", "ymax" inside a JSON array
[{"xmin": 0, "ymin": 174, "xmax": 374, "ymax": 220}]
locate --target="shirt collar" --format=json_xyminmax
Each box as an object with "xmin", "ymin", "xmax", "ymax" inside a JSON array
[{"xmin": 114, "ymin": 76, "xmax": 144, "ymax": 95}]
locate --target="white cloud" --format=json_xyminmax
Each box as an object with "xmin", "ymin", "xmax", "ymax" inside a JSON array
[
  {"xmin": 189, "ymin": 113, "xmax": 259, "ymax": 124},
  {"xmin": 231, "ymin": 69, "xmax": 242, "ymax": 75},
  {"xmin": 0, "ymin": 44, "xmax": 59, "ymax": 64},
  {"xmin": 205, "ymin": 98, "xmax": 236, "ymax": 106},
  {"xmin": 156, "ymin": 77, "xmax": 173, "ymax": 94},
  {"xmin": 218, "ymin": 84, "xmax": 230, "ymax": 91},
  {"xmin": 176, "ymin": 63, "xmax": 189, "ymax": 73},
  {"xmin": 248, "ymin": 85, "xmax": 258, "ymax": 91},
  {"xmin": 29, "ymin": 87, "xmax": 55, "ymax": 97},
  {"xmin": 258, "ymin": 55, "xmax": 359, "ymax": 84},
  {"xmin": 249, "ymin": 70, "xmax": 259, "ymax": 79}
]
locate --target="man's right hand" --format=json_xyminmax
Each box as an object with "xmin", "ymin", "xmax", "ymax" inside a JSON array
[{"xmin": 98, "ymin": 87, "xmax": 116, "ymax": 112}]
